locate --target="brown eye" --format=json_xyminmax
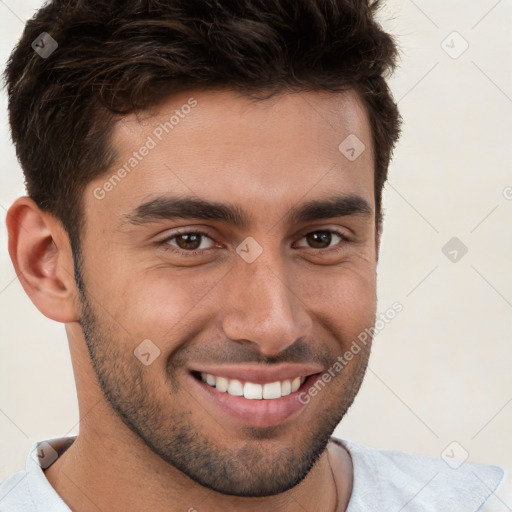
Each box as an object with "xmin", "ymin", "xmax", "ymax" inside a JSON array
[
  {"xmin": 305, "ymin": 231, "xmax": 333, "ymax": 249},
  {"xmin": 174, "ymin": 233, "xmax": 205, "ymax": 251},
  {"xmin": 295, "ymin": 230, "xmax": 347, "ymax": 251},
  {"xmin": 161, "ymin": 230, "xmax": 216, "ymax": 255}
]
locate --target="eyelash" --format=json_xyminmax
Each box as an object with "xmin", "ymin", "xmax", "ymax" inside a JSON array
[{"xmin": 157, "ymin": 229, "xmax": 350, "ymax": 257}]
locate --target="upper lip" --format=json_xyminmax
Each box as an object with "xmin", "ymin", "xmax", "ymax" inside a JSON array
[{"xmin": 190, "ymin": 364, "xmax": 323, "ymax": 384}]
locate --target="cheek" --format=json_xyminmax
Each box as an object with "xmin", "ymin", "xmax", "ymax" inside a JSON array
[
  {"xmin": 295, "ymin": 261, "xmax": 377, "ymax": 340},
  {"xmin": 104, "ymin": 265, "xmax": 229, "ymax": 341},
  {"xmin": 79, "ymin": 231, "xmax": 224, "ymax": 334}
]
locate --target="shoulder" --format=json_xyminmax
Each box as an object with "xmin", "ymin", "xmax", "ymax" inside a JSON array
[
  {"xmin": 0, "ymin": 437, "xmax": 75, "ymax": 512},
  {"xmin": 0, "ymin": 469, "xmax": 35, "ymax": 511},
  {"xmin": 330, "ymin": 437, "xmax": 508, "ymax": 512}
]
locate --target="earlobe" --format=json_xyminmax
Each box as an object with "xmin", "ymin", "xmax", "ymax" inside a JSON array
[{"xmin": 6, "ymin": 196, "xmax": 80, "ymax": 323}]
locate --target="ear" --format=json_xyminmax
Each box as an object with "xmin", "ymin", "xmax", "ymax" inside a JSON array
[{"xmin": 6, "ymin": 196, "xmax": 80, "ymax": 323}]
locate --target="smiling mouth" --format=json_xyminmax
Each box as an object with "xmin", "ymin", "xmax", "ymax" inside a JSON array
[
  {"xmin": 190, "ymin": 370, "xmax": 320, "ymax": 400},
  {"xmin": 189, "ymin": 369, "xmax": 324, "ymax": 427}
]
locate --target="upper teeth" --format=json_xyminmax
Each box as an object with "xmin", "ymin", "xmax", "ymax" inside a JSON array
[{"xmin": 200, "ymin": 373, "xmax": 305, "ymax": 400}]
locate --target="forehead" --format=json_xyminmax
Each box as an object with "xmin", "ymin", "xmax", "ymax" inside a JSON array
[{"xmin": 86, "ymin": 87, "xmax": 374, "ymax": 227}]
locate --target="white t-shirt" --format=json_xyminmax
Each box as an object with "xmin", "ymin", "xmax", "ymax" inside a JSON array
[{"xmin": 0, "ymin": 436, "xmax": 510, "ymax": 511}]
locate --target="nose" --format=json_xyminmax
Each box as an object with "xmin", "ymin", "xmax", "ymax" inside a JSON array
[{"xmin": 220, "ymin": 251, "xmax": 313, "ymax": 356}]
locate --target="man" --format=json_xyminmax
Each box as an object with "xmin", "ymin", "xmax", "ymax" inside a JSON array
[{"xmin": 0, "ymin": 0, "xmax": 509, "ymax": 510}]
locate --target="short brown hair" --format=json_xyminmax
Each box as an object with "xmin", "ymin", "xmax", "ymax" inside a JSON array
[{"xmin": 4, "ymin": 0, "xmax": 401, "ymax": 255}]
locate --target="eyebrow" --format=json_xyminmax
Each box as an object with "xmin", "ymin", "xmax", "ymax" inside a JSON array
[{"xmin": 120, "ymin": 193, "xmax": 372, "ymax": 230}]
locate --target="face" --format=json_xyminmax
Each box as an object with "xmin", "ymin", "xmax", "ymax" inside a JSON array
[{"xmin": 77, "ymin": 88, "xmax": 377, "ymax": 497}]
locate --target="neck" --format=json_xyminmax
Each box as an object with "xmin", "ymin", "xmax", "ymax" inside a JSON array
[{"xmin": 43, "ymin": 411, "xmax": 352, "ymax": 512}]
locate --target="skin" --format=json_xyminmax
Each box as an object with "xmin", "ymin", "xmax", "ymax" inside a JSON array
[{"xmin": 7, "ymin": 87, "xmax": 378, "ymax": 512}]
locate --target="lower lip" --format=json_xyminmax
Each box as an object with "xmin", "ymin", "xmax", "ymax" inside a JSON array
[{"xmin": 188, "ymin": 372, "xmax": 322, "ymax": 428}]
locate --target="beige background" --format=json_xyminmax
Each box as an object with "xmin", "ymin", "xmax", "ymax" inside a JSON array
[{"xmin": 1, "ymin": 0, "xmax": 511, "ymax": 481}]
